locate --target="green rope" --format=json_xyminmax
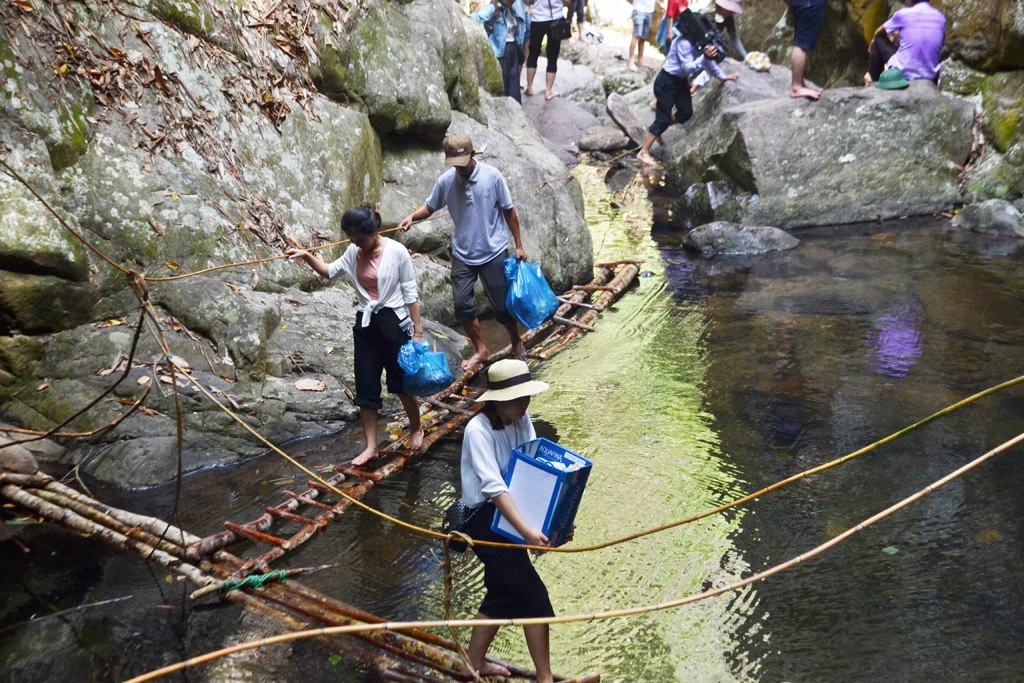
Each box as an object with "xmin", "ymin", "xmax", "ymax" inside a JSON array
[{"xmin": 220, "ymin": 570, "xmax": 287, "ymax": 593}]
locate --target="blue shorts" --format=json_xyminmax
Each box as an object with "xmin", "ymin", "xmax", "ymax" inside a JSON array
[
  {"xmin": 789, "ymin": 0, "xmax": 826, "ymax": 51},
  {"xmin": 632, "ymin": 10, "xmax": 652, "ymax": 39}
]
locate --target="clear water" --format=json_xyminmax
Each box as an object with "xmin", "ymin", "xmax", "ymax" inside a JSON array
[{"xmin": 2, "ymin": 163, "xmax": 1023, "ymax": 682}]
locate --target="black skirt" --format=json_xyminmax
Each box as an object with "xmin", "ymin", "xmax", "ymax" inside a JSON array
[{"xmin": 465, "ymin": 502, "xmax": 555, "ymax": 619}]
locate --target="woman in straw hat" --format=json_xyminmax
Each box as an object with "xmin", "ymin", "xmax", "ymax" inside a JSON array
[{"xmin": 458, "ymin": 358, "xmax": 557, "ymax": 682}]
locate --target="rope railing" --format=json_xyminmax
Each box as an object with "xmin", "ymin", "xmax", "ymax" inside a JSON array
[
  {"xmin": 121, "ymin": 429, "xmax": 1024, "ymax": 683},
  {"xmin": 5, "ymin": 151, "xmax": 1024, "ymax": 557}
]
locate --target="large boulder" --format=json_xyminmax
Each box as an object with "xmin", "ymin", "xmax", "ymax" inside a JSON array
[
  {"xmin": 314, "ymin": 0, "xmax": 496, "ymax": 136},
  {"xmin": 662, "ymin": 77, "xmax": 974, "ymax": 228},
  {"xmin": 937, "ymin": 0, "xmax": 1024, "ymax": 71}
]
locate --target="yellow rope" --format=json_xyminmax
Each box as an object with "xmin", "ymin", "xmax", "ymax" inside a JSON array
[{"xmin": 121, "ymin": 429, "xmax": 1024, "ymax": 683}]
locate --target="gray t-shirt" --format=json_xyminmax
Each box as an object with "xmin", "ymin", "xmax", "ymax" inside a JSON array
[{"xmin": 424, "ymin": 161, "xmax": 515, "ymax": 266}]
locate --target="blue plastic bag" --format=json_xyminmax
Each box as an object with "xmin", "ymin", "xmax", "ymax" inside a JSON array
[
  {"xmin": 504, "ymin": 257, "xmax": 559, "ymax": 330},
  {"xmin": 399, "ymin": 340, "xmax": 454, "ymax": 396},
  {"xmin": 398, "ymin": 339, "xmax": 431, "ymax": 374}
]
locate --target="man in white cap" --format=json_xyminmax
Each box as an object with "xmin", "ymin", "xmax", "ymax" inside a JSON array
[{"xmin": 399, "ymin": 133, "xmax": 528, "ymax": 371}]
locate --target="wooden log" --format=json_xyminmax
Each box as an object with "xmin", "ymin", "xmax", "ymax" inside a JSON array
[
  {"xmin": 421, "ymin": 396, "xmax": 473, "ymax": 416},
  {"xmin": 265, "ymin": 507, "xmax": 319, "ymax": 526},
  {"xmin": 557, "ymin": 297, "xmax": 604, "ymax": 311},
  {"xmin": 540, "ymin": 264, "xmax": 640, "ymax": 360},
  {"xmin": 552, "ymin": 315, "xmax": 597, "ymax": 332},
  {"xmin": 224, "ymin": 522, "xmax": 285, "ymax": 547}
]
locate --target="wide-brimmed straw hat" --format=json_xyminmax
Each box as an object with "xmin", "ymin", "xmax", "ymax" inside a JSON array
[{"xmin": 476, "ymin": 359, "xmax": 549, "ymax": 402}]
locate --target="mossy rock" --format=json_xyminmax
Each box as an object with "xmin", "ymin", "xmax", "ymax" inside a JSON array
[
  {"xmin": 0, "ymin": 272, "xmax": 98, "ymax": 335},
  {"xmin": 981, "ymin": 70, "xmax": 1024, "ymax": 152},
  {"xmin": 149, "ymin": 0, "xmax": 216, "ymax": 37},
  {"xmin": 963, "ymin": 145, "xmax": 1024, "ymax": 200}
]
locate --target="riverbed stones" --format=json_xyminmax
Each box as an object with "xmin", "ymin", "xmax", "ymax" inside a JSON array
[
  {"xmin": 578, "ymin": 126, "xmax": 631, "ymax": 152},
  {"xmin": 606, "ymin": 92, "xmax": 648, "ymax": 147},
  {"xmin": 683, "ymin": 222, "xmax": 800, "ymax": 257},
  {"xmin": 0, "ymin": 437, "xmax": 37, "ymax": 475},
  {"xmin": 952, "ymin": 200, "xmax": 1024, "ymax": 238}
]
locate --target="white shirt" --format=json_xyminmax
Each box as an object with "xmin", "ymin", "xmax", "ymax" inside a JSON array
[
  {"xmin": 532, "ymin": 0, "xmax": 564, "ymax": 23},
  {"xmin": 460, "ymin": 411, "xmax": 536, "ymax": 508},
  {"xmin": 327, "ymin": 237, "xmax": 419, "ymax": 330}
]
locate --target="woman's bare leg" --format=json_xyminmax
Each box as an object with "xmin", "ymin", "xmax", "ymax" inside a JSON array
[
  {"xmin": 524, "ymin": 623, "xmax": 554, "ymax": 683},
  {"xmin": 351, "ymin": 407, "xmax": 379, "ymax": 467},
  {"xmin": 396, "ymin": 393, "xmax": 424, "ymax": 450}
]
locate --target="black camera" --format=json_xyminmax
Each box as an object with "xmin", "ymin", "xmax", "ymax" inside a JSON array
[{"xmin": 674, "ymin": 9, "xmax": 729, "ymax": 63}]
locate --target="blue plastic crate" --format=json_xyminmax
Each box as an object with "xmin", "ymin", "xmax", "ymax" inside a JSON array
[{"xmin": 491, "ymin": 438, "xmax": 592, "ymax": 547}]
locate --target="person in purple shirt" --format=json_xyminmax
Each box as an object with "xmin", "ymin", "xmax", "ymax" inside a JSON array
[
  {"xmin": 636, "ymin": 29, "xmax": 739, "ymax": 166},
  {"xmin": 866, "ymin": 0, "xmax": 946, "ymax": 84}
]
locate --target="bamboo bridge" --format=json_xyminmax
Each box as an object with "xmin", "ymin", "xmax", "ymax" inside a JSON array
[{"xmin": 0, "ymin": 261, "xmax": 641, "ymax": 682}]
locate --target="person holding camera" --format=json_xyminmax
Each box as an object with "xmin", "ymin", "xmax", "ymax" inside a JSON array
[
  {"xmin": 472, "ymin": 0, "xmax": 529, "ymax": 102},
  {"xmin": 636, "ymin": 28, "xmax": 739, "ymax": 166}
]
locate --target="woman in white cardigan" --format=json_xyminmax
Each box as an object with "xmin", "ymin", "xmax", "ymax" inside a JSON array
[{"xmin": 286, "ymin": 206, "xmax": 424, "ymax": 467}]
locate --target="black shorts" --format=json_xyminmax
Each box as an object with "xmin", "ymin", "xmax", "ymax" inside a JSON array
[
  {"xmin": 465, "ymin": 502, "xmax": 555, "ymax": 619},
  {"xmin": 352, "ymin": 307, "xmax": 409, "ymax": 410},
  {"xmin": 450, "ymin": 253, "xmax": 513, "ymax": 325},
  {"xmin": 789, "ymin": 0, "xmax": 826, "ymax": 51}
]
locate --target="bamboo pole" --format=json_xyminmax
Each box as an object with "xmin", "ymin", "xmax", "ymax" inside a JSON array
[
  {"xmin": 28, "ymin": 488, "xmax": 188, "ymax": 559},
  {"xmin": 43, "ymin": 478, "xmax": 202, "ymax": 546},
  {"xmin": 1, "ymin": 484, "xmax": 217, "ymax": 591}
]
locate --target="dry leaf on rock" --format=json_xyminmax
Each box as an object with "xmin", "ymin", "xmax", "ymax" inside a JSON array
[{"xmin": 295, "ymin": 378, "xmax": 326, "ymax": 392}]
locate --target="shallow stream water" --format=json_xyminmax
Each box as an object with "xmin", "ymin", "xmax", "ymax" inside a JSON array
[{"xmin": 2, "ymin": 162, "xmax": 1023, "ymax": 682}]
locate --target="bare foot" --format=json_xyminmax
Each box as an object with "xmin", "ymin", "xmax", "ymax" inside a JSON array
[
  {"xmin": 407, "ymin": 427, "xmax": 424, "ymax": 451},
  {"xmin": 460, "ymin": 662, "xmax": 511, "ymax": 679},
  {"xmin": 648, "ymin": 97, "xmax": 656, "ymax": 110},
  {"xmin": 637, "ymin": 150, "xmax": 658, "ymax": 166},
  {"xmin": 545, "ymin": 90, "xmax": 560, "ymax": 101},
  {"xmin": 790, "ymin": 85, "xmax": 821, "ymax": 100},
  {"xmin": 568, "ymin": 35, "xmax": 577, "ymax": 44},
  {"xmin": 350, "ymin": 446, "xmax": 379, "ymax": 468},
  {"xmin": 461, "ymin": 350, "xmax": 491, "ymax": 372},
  {"xmin": 524, "ymin": 88, "xmax": 535, "ymax": 96},
  {"xmin": 510, "ymin": 340, "xmax": 527, "ymax": 361},
  {"xmin": 627, "ymin": 61, "xmax": 638, "ymax": 72},
  {"xmin": 637, "ymin": 60, "xmax": 645, "ymax": 69}
]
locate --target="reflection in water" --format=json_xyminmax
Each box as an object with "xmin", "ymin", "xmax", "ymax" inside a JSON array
[{"xmin": 867, "ymin": 295, "xmax": 925, "ymax": 377}]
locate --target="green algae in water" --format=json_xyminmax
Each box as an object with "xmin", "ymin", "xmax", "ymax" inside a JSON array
[{"xmin": 474, "ymin": 165, "xmax": 752, "ymax": 681}]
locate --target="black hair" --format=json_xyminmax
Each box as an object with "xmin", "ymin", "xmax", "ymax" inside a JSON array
[
  {"xmin": 341, "ymin": 205, "xmax": 382, "ymax": 236},
  {"xmin": 481, "ymin": 401, "xmax": 507, "ymax": 431}
]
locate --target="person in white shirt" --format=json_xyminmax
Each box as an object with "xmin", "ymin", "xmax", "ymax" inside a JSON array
[
  {"xmin": 627, "ymin": 0, "xmax": 657, "ymax": 71},
  {"xmin": 285, "ymin": 206, "xmax": 424, "ymax": 467},
  {"xmin": 458, "ymin": 359, "xmax": 557, "ymax": 682}
]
